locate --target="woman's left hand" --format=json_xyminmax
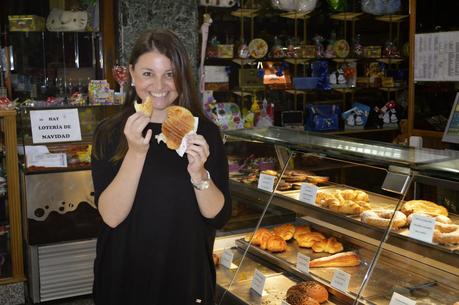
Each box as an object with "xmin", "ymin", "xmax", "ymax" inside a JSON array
[{"xmin": 186, "ymin": 134, "xmax": 210, "ymax": 181}]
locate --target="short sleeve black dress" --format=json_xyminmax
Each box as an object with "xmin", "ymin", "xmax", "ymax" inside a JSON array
[{"xmin": 91, "ymin": 119, "xmax": 232, "ymax": 305}]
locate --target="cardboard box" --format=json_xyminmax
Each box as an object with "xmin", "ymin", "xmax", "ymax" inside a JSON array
[
  {"xmin": 8, "ymin": 15, "xmax": 45, "ymax": 32},
  {"xmin": 217, "ymin": 44, "xmax": 234, "ymax": 58},
  {"xmin": 204, "ymin": 66, "xmax": 229, "ymax": 83}
]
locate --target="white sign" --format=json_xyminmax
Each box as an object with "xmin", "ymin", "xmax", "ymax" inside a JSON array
[
  {"xmin": 409, "ymin": 214, "xmax": 436, "ymax": 243},
  {"xmin": 220, "ymin": 249, "xmax": 237, "ymax": 269},
  {"xmin": 331, "ymin": 269, "xmax": 351, "ymax": 292},
  {"xmin": 258, "ymin": 173, "xmax": 276, "ymax": 192},
  {"xmin": 389, "ymin": 292, "xmax": 417, "ymax": 305},
  {"xmin": 299, "ymin": 183, "xmax": 318, "ymax": 205},
  {"xmin": 296, "ymin": 252, "xmax": 310, "ymax": 274},
  {"xmin": 27, "ymin": 152, "xmax": 67, "ymax": 168},
  {"xmin": 250, "ymin": 269, "xmax": 267, "ymax": 296},
  {"xmin": 30, "ymin": 109, "xmax": 82, "ymax": 144}
]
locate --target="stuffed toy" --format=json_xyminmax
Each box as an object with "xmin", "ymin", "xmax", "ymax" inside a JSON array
[{"xmin": 46, "ymin": 8, "xmax": 88, "ymax": 32}]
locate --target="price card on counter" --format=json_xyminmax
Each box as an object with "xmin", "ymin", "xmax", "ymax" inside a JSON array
[
  {"xmin": 296, "ymin": 252, "xmax": 310, "ymax": 274},
  {"xmin": 409, "ymin": 214, "xmax": 435, "ymax": 243},
  {"xmin": 220, "ymin": 249, "xmax": 238, "ymax": 269},
  {"xmin": 258, "ymin": 173, "xmax": 276, "ymax": 192},
  {"xmin": 299, "ymin": 183, "xmax": 318, "ymax": 205},
  {"xmin": 389, "ymin": 292, "xmax": 417, "ymax": 305},
  {"xmin": 331, "ymin": 269, "xmax": 351, "ymax": 292},
  {"xmin": 250, "ymin": 269, "xmax": 267, "ymax": 296}
]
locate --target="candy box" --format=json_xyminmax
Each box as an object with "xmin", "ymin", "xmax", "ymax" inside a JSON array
[{"xmin": 8, "ymin": 15, "xmax": 45, "ymax": 32}]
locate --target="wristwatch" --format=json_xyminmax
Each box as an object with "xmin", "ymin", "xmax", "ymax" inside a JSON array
[{"xmin": 191, "ymin": 170, "xmax": 211, "ymax": 190}]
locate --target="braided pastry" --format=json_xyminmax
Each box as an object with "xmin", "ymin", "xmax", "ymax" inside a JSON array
[{"xmin": 312, "ymin": 237, "xmax": 343, "ymax": 254}]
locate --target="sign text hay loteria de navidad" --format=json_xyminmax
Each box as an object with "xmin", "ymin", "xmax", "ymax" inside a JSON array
[{"xmin": 30, "ymin": 109, "xmax": 82, "ymax": 144}]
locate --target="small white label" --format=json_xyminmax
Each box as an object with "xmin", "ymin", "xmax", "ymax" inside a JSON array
[
  {"xmin": 250, "ymin": 269, "xmax": 267, "ymax": 296},
  {"xmin": 27, "ymin": 152, "xmax": 67, "ymax": 168},
  {"xmin": 258, "ymin": 173, "xmax": 276, "ymax": 192},
  {"xmin": 220, "ymin": 249, "xmax": 237, "ymax": 269},
  {"xmin": 389, "ymin": 292, "xmax": 417, "ymax": 305},
  {"xmin": 331, "ymin": 269, "xmax": 351, "ymax": 292},
  {"xmin": 299, "ymin": 183, "xmax": 318, "ymax": 205},
  {"xmin": 409, "ymin": 214, "xmax": 436, "ymax": 243},
  {"xmin": 30, "ymin": 109, "xmax": 82, "ymax": 144},
  {"xmin": 296, "ymin": 252, "xmax": 310, "ymax": 274}
]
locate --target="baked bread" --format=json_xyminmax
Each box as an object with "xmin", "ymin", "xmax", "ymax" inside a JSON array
[
  {"xmin": 316, "ymin": 189, "xmax": 371, "ymax": 214},
  {"xmin": 134, "ymin": 95, "xmax": 153, "ymax": 116},
  {"xmin": 312, "ymin": 237, "xmax": 343, "ymax": 254},
  {"xmin": 287, "ymin": 281, "xmax": 329, "ymax": 303},
  {"xmin": 273, "ymin": 223, "xmax": 296, "ymax": 241},
  {"xmin": 401, "ymin": 200, "xmax": 448, "ymax": 217},
  {"xmin": 266, "ymin": 235, "xmax": 287, "ymax": 252},
  {"xmin": 247, "ymin": 228, "xmax": 272, "ymax": 246},
  {"xmin": 286, "ymin": 292, "xmax": 320, "ymax": 305},
  {"xmin": 294, "ymin": 225, "xmax": 311, "ymax": 240},
  {"xmin": 307, "ymin": 176, "xmax": 329, "ymax": 184},
  {"xmin": 309, "ymin": 251, "xmax": 360, "ymax": 268},
  {"xmin": 161, "ymin": 105, "xmax": 195, "ymax": 150},
  {"xmin": 296, "ymin": 232, "xmax": 326, "ymax": 248}
]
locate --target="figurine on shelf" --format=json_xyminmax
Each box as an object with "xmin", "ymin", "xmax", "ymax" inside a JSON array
[
  {"xmin": 383, "ymin": 41, "xmax": 400, "ymax": 58},
  {"xmin": 237, "ymin": 39, "xmax": 250, "ymax": 59},
  {"xmin": 313, "ymin": 34, "xmax": 325, "ymax": 58},
  {"xmin": 374, "ymin": 100, "xmax": 399, "ymax": 128},
  {"xmin": 271, "ymin": 36, "xmax": 285, "ymax": 58},
  {"xmin": 352, "ymin": 34, "xmax": 363, "ymax": 58},
  {"xmin": 325, "ymin": 31, "xmax": 337, "ymax": 58}
]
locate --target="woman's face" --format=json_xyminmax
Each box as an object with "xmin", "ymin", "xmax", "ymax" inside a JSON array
[{"xmin": 130, "ymin": 51, "xmax": 179, "ymax": 120}]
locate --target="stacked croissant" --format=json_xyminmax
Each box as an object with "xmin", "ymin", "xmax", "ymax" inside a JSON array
[{"xmin": 316, "ymin": 189, "xmax": 371, "ymax": 214}]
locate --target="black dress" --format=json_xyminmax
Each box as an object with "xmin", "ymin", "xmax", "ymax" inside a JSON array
[{"xmin": 91, "ymin": 119, "xmax": 232, "ymax": 305}]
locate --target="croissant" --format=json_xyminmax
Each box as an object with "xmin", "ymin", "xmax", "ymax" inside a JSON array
[
  {"xmin": 309, "ymin": 251, "xmax": 360, "ymax": 268},
  {"xmin": 249, "ymin": 228, "xmax": 272, "ymax": 246},
  {"xmin": 294, "ymin": 225, "xmax": 311, "ymax": 240},
  {"xmin": 312, "ymin": 237, "xmax": 343, "ymax": 254},
  {"xmin": 273, "ymin": 223, "xmax": 295, "ymax": 241},
  {"xmin": 296, "ymin": 232, "xmax": 326, "ymax": 248},
  {"xmin": 266, "ymin": 235, "xmax": 287, "ymax": 252}
]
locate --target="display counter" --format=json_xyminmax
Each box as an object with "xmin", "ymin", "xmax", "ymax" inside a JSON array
[{"xmin": 215, "ymin": 127, "xmax": 459, "ymax": 305}]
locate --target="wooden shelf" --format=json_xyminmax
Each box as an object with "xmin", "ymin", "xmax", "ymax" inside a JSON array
[
  {"xmin": 280, "ymin": 11, "xmax": 312, "ymax": 19},
  {"xmin": 412, "ymin": 129, "xmax": 444, "ymax": 139},
  {"xmin": 330, "ymin": 12, "xmax": 363, "ymax": 21},
  {"xmin": 231, "ymin": 8, "xmax": 260, "ymax": 18},
  {"xmin": 379, "ymin": 87, "xmax": 406, "ymax": 92},
  {"xmin": 375, "ymin": 15, "xmax": 408, "ymax": 22},
  {"xmin": 332, "ymin": 58, "xmax": 358, "ymax": 63},
  {"xmin": 285, "ymin": 89, "xmax": 307, "ymax": 95},
  {"xmin": 232, "ymin": 90, "xmax": 256, "ymax": 97},
  {"xmin": 377, "ymin": 58, "xmax": 405, "ymax": 64},
  {"xmin": 333, "ymin": 88, "xmax": 356, "ymax": 94},
  {"xmin": 284, "ymin": 58, "xmax": 310, "ymax": 65}
]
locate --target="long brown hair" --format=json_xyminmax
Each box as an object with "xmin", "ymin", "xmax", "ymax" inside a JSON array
[{"xmin": 93, "ymin": 29, "xmax": 205, "ymax": 162}]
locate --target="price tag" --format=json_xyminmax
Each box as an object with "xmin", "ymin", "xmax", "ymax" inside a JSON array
[
  {"xmin": 296, "ymin": 252, "xmax": 310, "ymax": 274},
  {"xmin": 389, "ymin": 292, "xmax": 417, "ymax": 305},
  {"xmin": 220, "ymin": 249, "xmax": 238, "ymax": 269},
  {"xmin": 409, "ymin": 214, "xmax": 435, "ymax": 243},
  {"xmin": 250, "ymin": 269, "xmax": 267, "ymax": 296},
  {"xmin": 299, "ymin": 183, "xmax": 318, "ymax": 205},
  {"xmin": 331, "ymin": 269, "xmax": 351, "ymax": 292},
  {"xmin": 258, "ymin": 173, "xmax": 276, "ymax": 192}
]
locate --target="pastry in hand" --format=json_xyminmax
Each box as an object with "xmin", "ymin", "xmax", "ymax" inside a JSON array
[
  {"xmin": 266, "ymin": 235, "xmax": 287, "ymax": 253},
  {"xmin": 309, "ymin": 251, "xmax": 360, "ymax": 267},
  {"xmin": 287, "ymin": 281, "xmax": 329, "ymax": 303},
  {"xmin": 213, "ymin": 253, "xmax": 219, "ymax": 267},
  {"xmin": 161, "ymin": 105, "xmax": 195, "ymax": 150},
  {"xmin": 296, "ymin": 232, "xmax": 326, "ymax": 248},
  {"xmin": 273, "ymin": 223, "xmax": 296, "ymax": 241},
  {"xmin": 294, "ymin": 226, "xmax": 311, "ymax": 240},
  {"xmin": 312, "ymin": 237, "xmax": 343, "ymax": 254},
  {"xmin": 134, "ymin": 95, "xmax": 153, "ymax": 116}
]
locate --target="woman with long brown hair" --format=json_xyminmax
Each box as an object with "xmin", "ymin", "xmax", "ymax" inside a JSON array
[{"xmin": 91, "ymin": 29, "xmax": 231, "ymax": 304}]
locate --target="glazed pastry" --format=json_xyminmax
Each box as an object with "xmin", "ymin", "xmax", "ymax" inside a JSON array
[
  {"xmin": 316, "ymin": 189, "xmax": 371, "ymax": 214},
  {"xmin": 261, "ymin": 169, "xmax": 278, "ymax": 176},
  {"xmin": 312, "ymin": 237, "xmax": 343, "ymax": 254},
  {"xmin": 287, "ymin": 281, "xmax": 329, "ymax": 303},
  {"xmin": 360, "ymin": 210, "xmax": 407, "ymax": 229},
  {"xmin": 307, "ymin": 176, "xmax": 329, "ymax": 184},
  {"xmin": 296, "ymin": 232, "xmax": 326, "ymax": 248},
  {"xmin": 401, "ymin": 200, "xmax": 448, "ymax": 217},
  {"xmin": 294, "ymin": 225, "xmax": 311, "ymax": 240},
  {"xmin": 273, "ymin": 223, "xmax": 296, "ymax": 241},
  {"xmin": 277, "ymin": 181, "xmax": 293, "ymax": 191},
  {"xmin": 286, "ymin": 291, "xmax": 320, "ymax": 305},
  {"xmin": 266, "ymin": 235, "xmax": 287, "ymax": 252},
  {"xmin": 309, "ymin": 251, "xmax": 360, "ymax": 267},
  {"xmin": 161, "ymin": 106, "xmax": 195, "ymax": 150},
  {"xmin": 433, "ymin": 224, "xmax": 459, "ymax": 245}
]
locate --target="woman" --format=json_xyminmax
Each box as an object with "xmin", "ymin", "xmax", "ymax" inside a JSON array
[{"xmin": 91, "ymin": 29, "xmax": 232, "ymax": 305}]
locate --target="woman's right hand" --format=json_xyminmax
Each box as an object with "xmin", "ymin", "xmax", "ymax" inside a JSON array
[{"xmin": 124, "ymin": 112, "xmax": 153, "ymax": 155}]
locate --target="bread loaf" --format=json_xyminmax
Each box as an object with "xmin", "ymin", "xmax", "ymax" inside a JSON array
[
  {"xmin": 309, "ymin": 251, "xmax": 360, "ymax": 267},
  {"xmin": 161, "ymin": 106, "xmax": 194, "ymax": 150},
  {"xmin": 286, "ymin": 281, "xmax": 329, "ymax": 303}
]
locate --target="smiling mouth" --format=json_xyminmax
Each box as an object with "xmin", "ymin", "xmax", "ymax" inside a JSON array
[{"xmin": 150, "ymin": 92, "xmax": 167, "ymax": 98}]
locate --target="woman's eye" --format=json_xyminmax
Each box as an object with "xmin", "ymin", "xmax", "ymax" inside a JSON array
[
  {"xmin": 165, "ymin": 72, "xmax": 174, "ymax": 79},
  {"xmin": 142, "ymin": 72, "xmax": 152, "ymax": 77}
]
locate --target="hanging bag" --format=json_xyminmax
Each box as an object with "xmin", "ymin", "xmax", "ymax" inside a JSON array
[{"xmin": 305, "ymin": 104, "xmax": 341, "ymax": 131}]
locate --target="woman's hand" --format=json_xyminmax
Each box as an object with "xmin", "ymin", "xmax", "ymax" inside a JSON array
[
  {"xmin": 186, "ymin": 134, "xmax": 210, "ymax": 181},
  {"xmin": 124, "ymin": 112, "xmax": 152, "ymax": 155}
]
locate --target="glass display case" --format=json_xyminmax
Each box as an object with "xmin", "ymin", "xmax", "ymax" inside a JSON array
[
  {"xmin": 16, "ymin": 104, "xmax": 120, "ymax": 303},
  {"xmin": 214, "ymin": 127, "xmax": 459, "ymax": 305}
]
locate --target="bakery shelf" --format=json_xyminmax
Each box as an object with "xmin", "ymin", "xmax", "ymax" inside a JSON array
[
  {"xmin": 374, "ymin": 15, "xmax": 409, "ymax": 23},
  {"xmin": 279, "ymin": 11, "xmax": 312, "ymax": 20},
  {"xmin": 330, "ymin": 12, "xmax": 363, "ymax": 21},
  {"xmin": 376, "ymin": 58, "xmax": 405, "ymax": 64},
  {"xmin": 232, "ymin": 58, "xmax": 256, "ymax": 66},
  {"xmin": 284, "ymin": 58, "xmax": 311, "ymax": 65},
  {"xmin": 285, "ymin": 89, "xmax": 308, "ymax": 95},
  {"xmin": 332, "ymin": 58, "xmax": 359, "ymax": 63}
]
